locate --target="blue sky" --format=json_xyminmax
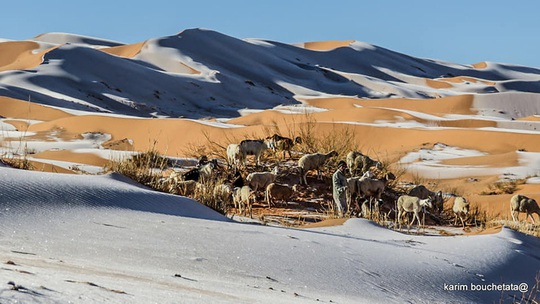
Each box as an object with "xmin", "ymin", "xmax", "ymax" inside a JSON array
[{"xmin": 2, "ymin": 1, "xmax": 540, "ymax": 67}]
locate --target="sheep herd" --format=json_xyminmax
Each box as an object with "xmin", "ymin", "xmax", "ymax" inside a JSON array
[{"xmin": 159, "ymin": 133, "xmax": 540, "ymax": 229}]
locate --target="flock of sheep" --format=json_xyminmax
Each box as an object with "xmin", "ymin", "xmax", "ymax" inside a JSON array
[{"xmin": 160, "ymin": 133, "xmax": 540, "ymax": 228}]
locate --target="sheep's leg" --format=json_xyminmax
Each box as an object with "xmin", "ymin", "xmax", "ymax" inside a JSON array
[
  {"xmin": 460, "ymin": 215, "xmax": 466, "ymax": 228},
  {"xmin": 527, "ymin": 212, "xmax": 536, "ymax": 224},
  {"xmin": 512, "ymin": 211, "xmax": 518, "ymax": 222},
  {"xmin": 410, "ymin": 211, "xmax": 418, "ymax": 226}
]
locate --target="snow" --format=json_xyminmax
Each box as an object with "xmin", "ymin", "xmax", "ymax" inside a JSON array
[{"xmin": 0, "ymin": 166, "xmax": 538, "ymax": 303}]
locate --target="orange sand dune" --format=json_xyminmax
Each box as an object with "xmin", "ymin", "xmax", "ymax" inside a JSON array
[
  {"xmin": 230, "ymin": 107, "xmax": 421, "ymax": 126},
  {"xmin": 472, "ymin": 62, "xmax": 488, "ymax": 69},
  {"xmin": 425, "ymin": 79, "xmax": 454, "ymax": 89},
  {"xmin": 32, "ymin": 150, "xmax": 110, "ymax": 168},
  {"xmin": 440, "ymin": 151, "xmax": 519, "ymax": 167},
  {"xmin": 24, "ymin": 111, "xmax": 540, "ymax": 163},
  {"xmin": 27, "ymin": 160, "xmax": 76, "ymax": 174},
  {"xmin": 304, "ymin": 95, "xmax": 476, "ymax": 116},
  {"xmin": 100, "ymin": 41, "xmax": 145, "ymax": 58},
  {"xmin": 0, "ymin": 41, "xmax": 58, "ymax": 72},
  {"xmin": 302, "ymin": 40, "xmax": 355, "ymax": 51},
  {"xmin": 0, "ymin": 97, "xmax": 73, "ymax": 122}
]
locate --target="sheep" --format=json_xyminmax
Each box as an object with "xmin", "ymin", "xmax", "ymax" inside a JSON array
[
  {"xmin": 408, "ymin": 185, "xmax": 444, "ymax": 214},
  {"xmin": 452, "ymin": 196, "xmax": 470, "ymax": 227},
  {"xmin": 346, "ymin": 151, "xmax": 381, "ymax": 176},
  {"xmin": 246, "ymin": 166, "xmax": 279, "ymax": 192},
  {"xmin": 298, "ymin": 151, "xmax": 338, "ymax": 185},
  {"xmin": 397, "ymin": 195, "xmax": 433, "ymax": 227},
  {"xmin": 346, "ymin": 176, "xmax": 361, "ymax": 207},
  {"xmin": 226, "ymin": 143, "xmax": 241, "ymax": 168},
  {"xmin": 355, "ymin": 174, "xmax": 393, "ymax": 218},
  {"xmin": 265, "ymin": 134, "xmax": 302, "ymax": 160},
  {"xmin": 510, "ymin": 194, "xmax": 540, "ymax": 223},
  {"xmin": 233, "ymin": 186, "xmax": 256, "ymax": 218},
  {"xmin": 239, "ymin": 139, "xmax": 271, "ymax": 166},
  {"xmin": 265, "ymin": 183, "xmax": 297, "ymax": 207},
  {"xmin": 346, "ymin": 172, "xmax": 378, "ymax": 211}
]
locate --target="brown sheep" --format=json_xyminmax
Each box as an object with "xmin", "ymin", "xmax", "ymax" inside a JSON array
[{"xmin": 510, "ymin": 194, "xmax": 540, "ymax": 223}]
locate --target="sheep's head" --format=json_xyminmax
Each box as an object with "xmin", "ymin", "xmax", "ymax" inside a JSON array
[
  {"xmin": 421, "ymin": 198, "xmax": 433, "ymax": 209},
  {"xmin": 528, "ymin": 198, "xmax": 540, "ymax": 211}
]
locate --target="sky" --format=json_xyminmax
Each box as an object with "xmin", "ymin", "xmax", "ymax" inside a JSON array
[{"xmin": 2, "ymin": 0, "xmax": 540, "ymax": 67}]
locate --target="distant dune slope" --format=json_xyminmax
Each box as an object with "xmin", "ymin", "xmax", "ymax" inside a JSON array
[{"xmin": 0, "ymin": 28, "xmax": 539, "ymax": 119}]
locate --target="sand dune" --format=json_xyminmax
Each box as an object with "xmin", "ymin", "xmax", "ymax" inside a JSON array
[
  {"xmin": 302, "ymin": 40, "xmax": 355, "ymax": 51},
  {"xmin": 0, "ymin": 41, "xmax": 57, "ymax": 72}
]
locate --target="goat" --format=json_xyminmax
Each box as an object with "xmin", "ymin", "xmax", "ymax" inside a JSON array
[
  {"xmin": 265, "ymin": 134, "xmax": 302, "ymax": 160},
  {"xmin": 239, "ymin": 139, "xmax": 271, "ymax": 166},
  {"xmin": 346, "ymin": 151, "xmax": 381, "ymax": 176},
  {"xmin": 233, "ymin": 186, "xmax": 256, "ymax": 218},
  {"xmin": 397, "ymin": 195, "xmax": 433, "ymax": 227},
  {"xmin": 408, "ymin": 185, "xmax": 444, "ymax": 214},
  {"xmin": 226, "ymin": 144, "xmax": 241, "ymax": 168},
  {"xmin": 265, "ymin": 183, "xmax": 297, "ymax": 208},
  {"xmin": 246, "ymin": 166, "xmax": 279, "ymax": 192},
  {"xmin": 510, "ymin": 194, "xmax": 540, "ymax": 223},
  {"xmin": 452, "ymin": 196, "xmax": 470, "ymax": 227},
  {"xmin": 298, "ymin": 151, "xmax": 338, "ymax": 185}
]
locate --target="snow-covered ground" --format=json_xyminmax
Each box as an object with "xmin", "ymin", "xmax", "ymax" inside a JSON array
[{"xmin": 0, "ymin": 166, "xmax": 539, "ymax": 303}]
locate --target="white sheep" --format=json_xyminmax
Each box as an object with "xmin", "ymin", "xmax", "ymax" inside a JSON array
[
  {"xmin": 226, "ymin": 143, "xmax": 241, "ymax": 168},
  {"xmin": 452, "ymin": 196, "xmax": 470, "ymax": 227},
  {"xmin": 397, "ymin": 195, "xmax": 433, "ymax": 227},
  {"xmin": 265, "ymin": 183, "xmax": 297, "ymax": 207},
  {"xmin": 233, "ymin": 186, "xmax": 255, "ymax": 218},
  {"xmin": 246, "ymin": 166, "xmax": 279, "ymax": 192},
  {"xmin": 239, "ymin": 139, "xmax": 271, "ymax": 166},
  {"xmin": 510, "ymin": 194, "xmax": 540, "ymax": 223},
  {"xmin": 346, "ymin": 151, "xmax": 381, "ymax": 176},
  {"xmin": 298, "ymin": 151, "xmax": 338, "ymax": 185},
  {"xmin": 408, "ymin": 185, "xmax": 444, "ymax": 214}
]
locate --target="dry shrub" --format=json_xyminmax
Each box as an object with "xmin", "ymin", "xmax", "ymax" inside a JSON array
[
  {"xmin": 480, "ymin": 179, "xmax": 525, "ymax": 195},
  {"xmin": 192, "ymin": 177, "xmax": 229, "ymax": 215},
  {"xmin": 105, "ymin": 147, "xmax": 169, "ymax": 188},
  {"xmin": 297, "ymin": 113, "xmax": 357, "ymax": 164},
  {"xmin": 2, "ymin": 155, "xmax": 33, "ymax": 170}
]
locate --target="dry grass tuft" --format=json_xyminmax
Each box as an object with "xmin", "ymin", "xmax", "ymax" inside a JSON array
[{"xmin": 480, "ymin": 179, "xmax": 525, "ymax": 195}]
